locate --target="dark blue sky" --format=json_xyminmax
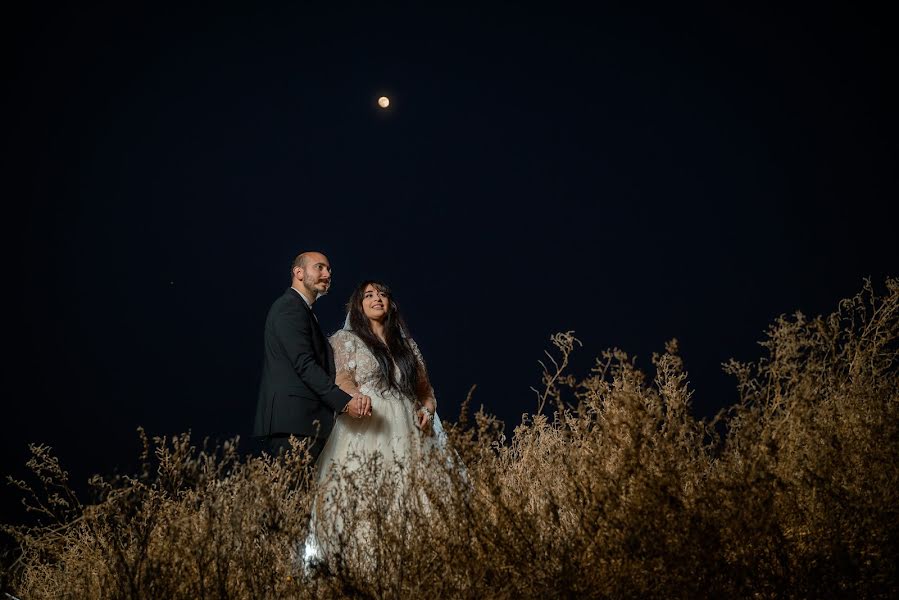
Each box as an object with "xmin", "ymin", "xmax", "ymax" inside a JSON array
[{"xmin": 3, "ymin": 1, "xmax": 896, "ymax": 519}]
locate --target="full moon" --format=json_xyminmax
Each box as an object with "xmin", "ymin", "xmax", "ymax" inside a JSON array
[{"xmin": 377, "ymin": 96, "xmax": 390, "ymax": 108}]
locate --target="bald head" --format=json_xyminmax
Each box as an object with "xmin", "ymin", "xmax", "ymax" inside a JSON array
[
  {"xmin": 291, "ymin": 251, "xmax": 332, "ymax": 303},
  {"xmin": 292, "ymin": 252, "xmax": 316, "ymax": 271}
]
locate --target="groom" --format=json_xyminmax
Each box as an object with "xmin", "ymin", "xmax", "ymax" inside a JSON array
[{"xmin": 253, "ymin": 251, "xmax": 371, "ymax": 461}]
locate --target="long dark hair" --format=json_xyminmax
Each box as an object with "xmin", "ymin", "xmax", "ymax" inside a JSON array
[{"xmin": 346, "ymin": 280, "xmax": 422, "ymax": 399}]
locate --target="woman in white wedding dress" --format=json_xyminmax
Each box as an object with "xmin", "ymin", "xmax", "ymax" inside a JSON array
[{"xmin": 303, "ymin": 280, "xmax": 454, "ymax": 566}]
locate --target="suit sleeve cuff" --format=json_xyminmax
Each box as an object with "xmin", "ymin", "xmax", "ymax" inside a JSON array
[{"xmin": 323, "ymin": 387, "xmax": 353, "ymax": 414}]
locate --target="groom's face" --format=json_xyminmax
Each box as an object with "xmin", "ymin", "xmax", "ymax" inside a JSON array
[{"xmin": 298, "ymin": 253, "xmax": 332, "ymax": 298}]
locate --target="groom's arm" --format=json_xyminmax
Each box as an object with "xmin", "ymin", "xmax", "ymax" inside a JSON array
[{"xmin": 274, "ymin": 304, "xmax": 351, "ymax": 414}]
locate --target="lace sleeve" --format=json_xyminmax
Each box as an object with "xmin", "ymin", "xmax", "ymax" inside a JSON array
[
  {"xmin": 330, "ymin": 329, "xmax": 359, "ymax": 396},
  {"xmin": 409, "ymin": 338, "xmax": 437, "ymax": 410}
]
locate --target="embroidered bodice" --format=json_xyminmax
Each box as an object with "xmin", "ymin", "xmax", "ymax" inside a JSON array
[{"xmin": 329, "ymin": 329, "xmax": 436, "ymax": 406}]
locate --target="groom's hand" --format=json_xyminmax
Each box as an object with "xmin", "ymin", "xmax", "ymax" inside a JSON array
[{"xmin": 344, "ymin": 392, "xmax": 372, "ymax": 418}]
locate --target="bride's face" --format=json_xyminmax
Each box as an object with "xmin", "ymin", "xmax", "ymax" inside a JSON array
[{"xmin": 361, "ymin": 284, "xmax": 390, "ymax": 323}]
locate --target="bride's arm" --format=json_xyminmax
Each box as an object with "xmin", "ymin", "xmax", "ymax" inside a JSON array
[
  {"xmin": 335, "ymin": 369, "xmax": 361, "ymax": 397},
  {"xmin": 410, "ymin": 338, "xmax": 437, "ymax": 413},
  {"xmin": 330, "ymin": 330, "xmax": 362, "ymax": 413},
  {"xmin": 416, "ymin": 371, "xmax": 437, "ymax": 414}
]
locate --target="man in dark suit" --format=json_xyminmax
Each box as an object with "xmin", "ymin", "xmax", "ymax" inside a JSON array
[{"xmin": 253, "ymin": 251, "xmax": 372, "ymax": 461}]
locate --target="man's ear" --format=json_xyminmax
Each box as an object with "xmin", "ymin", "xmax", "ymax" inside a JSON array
[{"xmin": 293, "ymin": 266, "xmax": 304, "ymax": 281}]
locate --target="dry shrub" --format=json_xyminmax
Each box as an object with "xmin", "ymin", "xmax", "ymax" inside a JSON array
[
  {"xmin": 2, "ymin": 432, "xmax": 338, "ymax": 598},
  {"xmin": 3, "ymin": 278, "xmax": 897, "ymax": 598}
]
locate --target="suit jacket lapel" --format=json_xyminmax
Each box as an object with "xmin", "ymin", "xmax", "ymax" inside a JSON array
[
  {"xmin": 325, "ymin": 336, "xmax": 336, "ymax": 377},
  {"xmin": 287, "ymin": 288, "xmax": 327, "ymax": 365},
  {"xmin": 310, "ymin": 311, "xmax": 327, "ymax": 357}
]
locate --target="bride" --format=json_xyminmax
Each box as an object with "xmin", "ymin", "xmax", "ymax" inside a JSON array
[{"xmin": 303, "ymin": 280, "xmax": 453, "ymax": 567}]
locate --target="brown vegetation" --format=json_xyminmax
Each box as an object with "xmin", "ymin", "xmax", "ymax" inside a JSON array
[{"xmin": 3, "ymin": 278, "xmax": 897, "ymax": 598}]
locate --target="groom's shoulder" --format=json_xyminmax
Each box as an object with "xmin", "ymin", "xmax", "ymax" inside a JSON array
[{"xmin": 268, "ymin": 289, "xmax": 304, "ymax": 314}]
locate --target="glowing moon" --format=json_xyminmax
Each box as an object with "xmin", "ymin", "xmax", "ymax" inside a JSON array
[{"xmin": 377, "ymin": 96, "xmax": 390, "ymax": 108}]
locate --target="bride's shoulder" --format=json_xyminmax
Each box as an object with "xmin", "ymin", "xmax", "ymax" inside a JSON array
[{"xmin": 329, "ymin": 328, "xmax": 360, "ymax": 345}]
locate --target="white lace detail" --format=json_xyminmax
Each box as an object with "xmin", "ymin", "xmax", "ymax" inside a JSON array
[{"xmin": 329, "ymin": 329, "xmax": 430, "ymax": 403}]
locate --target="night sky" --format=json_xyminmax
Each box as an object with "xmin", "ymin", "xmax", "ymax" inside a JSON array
[{"xmin": 3, "ymin": 2, "xmax": 896, "ymax": 520}]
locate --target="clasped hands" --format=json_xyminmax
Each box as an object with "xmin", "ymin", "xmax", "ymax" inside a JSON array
[{"xmin": 343, "ymin": 391, "xmax": 372, "ymax": 419}]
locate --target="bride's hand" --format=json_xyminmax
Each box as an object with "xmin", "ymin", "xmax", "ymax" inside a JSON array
[
  {"xmin": 344, "ymin": 392, "xmax": 372, "ymax": 418},
  {"xmin": 416, "ymin": 406, "xmax": 434, "ymax": 433}
]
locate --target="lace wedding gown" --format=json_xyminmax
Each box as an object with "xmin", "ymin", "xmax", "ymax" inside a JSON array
[{"xmin": 302, "ymin": 328, "xmax": 454, "ymax": 566}]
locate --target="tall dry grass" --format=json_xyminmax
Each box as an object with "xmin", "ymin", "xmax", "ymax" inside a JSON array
[{"xmin": 3, "ymin": 278, "xmax": 897, "ymax": 598}]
